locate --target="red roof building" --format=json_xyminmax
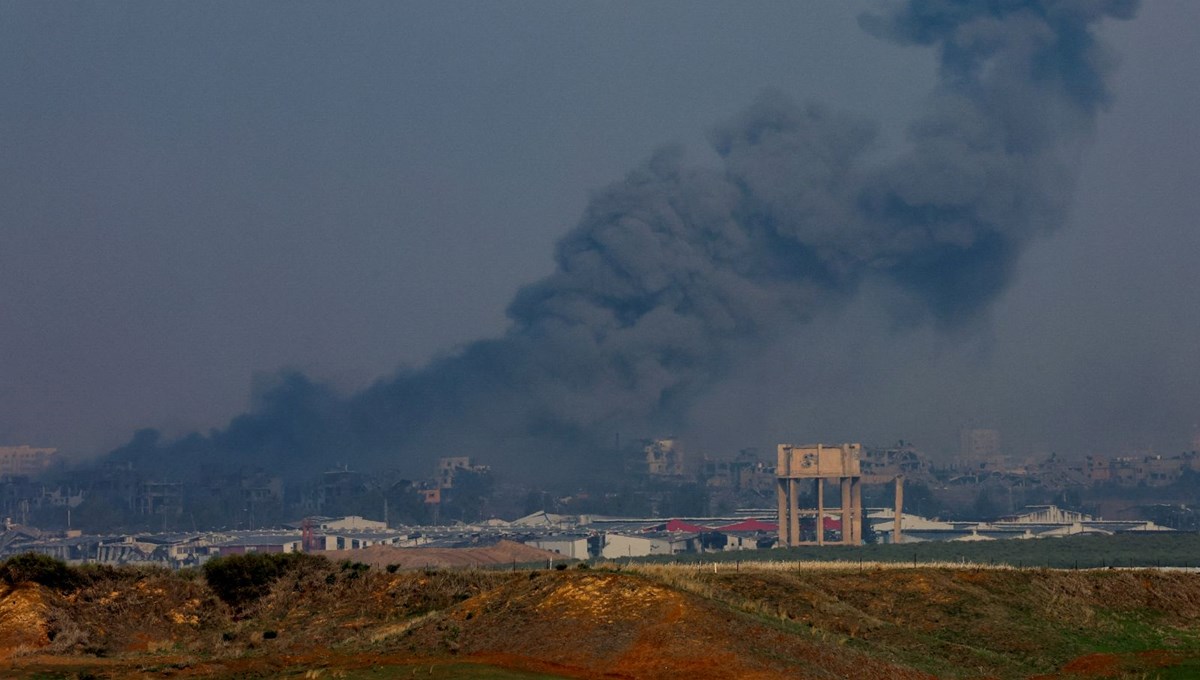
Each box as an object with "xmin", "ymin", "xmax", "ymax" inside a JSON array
[
  {"xmin": 656, "ymin": 519, "xmax": 712, "ymax": 533},
  {"xmin": 716, "ymin": 518, "xmax": 778, "ymax": 532}
]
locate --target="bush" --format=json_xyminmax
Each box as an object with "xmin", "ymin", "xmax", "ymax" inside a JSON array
[
  {"xmin": 339, "ymin": 560, "xmax": 370, "ymax": 580},
  {"xmin": 202, "ymin": 552, "xmax": 325, "ymax": 609},
  {"xmin": 0, "ymin": 553, "xmax": 81, "ymax": 591}
]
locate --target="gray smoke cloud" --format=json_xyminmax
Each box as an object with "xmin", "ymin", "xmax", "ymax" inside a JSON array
[{"xmin": 109, "ymin": 0, "xmax": 1138, "ymax": 481}]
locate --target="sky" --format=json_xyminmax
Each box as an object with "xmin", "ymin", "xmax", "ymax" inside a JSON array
[{"xmin": 2, "ymin": 1, "xmax": 1197, "ymax": 466}]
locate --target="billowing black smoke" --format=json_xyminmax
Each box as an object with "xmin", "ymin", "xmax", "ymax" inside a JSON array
[{"xmin": 109, "ymin": 0, "xmax": 1138, "ymax": 482}]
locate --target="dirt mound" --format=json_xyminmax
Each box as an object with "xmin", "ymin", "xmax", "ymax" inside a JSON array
[
  {"xmin": 7, "ymin": 561, "xmax": 1200, "ymax": 679},
  {"xmin": 0, "ymin": 569, "xmax": 227, "ymax": 661},
  {"xmin": 399, "ymin": 570, "xmax": 930, "ymax": 679},
  {"xmin": 0, "ymin": 584, "xmax": 52, "ymax": 659},
  {"xmin": 323, "ymin": 540, "xmax": 562, "ymax": 569}
]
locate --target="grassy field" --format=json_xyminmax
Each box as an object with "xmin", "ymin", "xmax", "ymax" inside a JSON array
[
  {"xmin": 635, "ymin": 531, "xmax": 1200, "ymax": 569},
  {"xmin": 623, "ymin": 561, "xmax": 1200, "ymax": 678}
]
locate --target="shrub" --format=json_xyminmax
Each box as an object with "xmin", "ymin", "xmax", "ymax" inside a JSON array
[
  {"xmin": 339, "ymin": 561, "xmax": 370, "ymax": 580},
  {"xmin": 0, "ymin": 553, "xmax": 81, "ymax": 591},
  {"xmin": 202, "ymin": 552, "xmax": 326, "ymax": 609}
]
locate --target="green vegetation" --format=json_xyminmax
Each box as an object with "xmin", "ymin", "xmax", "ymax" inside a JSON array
[
  {"xmin": 631, "ymin": 563, "xmax": 1200, "ymax": 678},
  {"xmin": 1162, "ymin": 658, "xmax": 1200, "ymax": 679},
  {"xmin": 0, "ymin": 552, "xmax": 82, "ymax": 591},
  {"xmin": 201, "ymin": 552, "xmax": 327, "ymax": 608},
  {"xmin": 639, "ymin": 531, "xmax": 1200, "ymax": 568}
]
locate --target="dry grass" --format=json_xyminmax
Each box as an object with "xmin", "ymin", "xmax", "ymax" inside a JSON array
[
  {"xmin": 616, "ymin": 560, "xmax": 1200, "ymax": 678},
  {"xmin": 7, "ymin": 556, "xmax": 1200, "ymax": 679},
  {"xmin": 624, "ymin": 558, "xmax": 1024, "ymax": 575}
]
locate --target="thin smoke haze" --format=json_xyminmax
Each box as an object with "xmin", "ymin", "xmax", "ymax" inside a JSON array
[{"xmin": 108, "ymin": 0, "xmax": 1138, "ymax": 482}]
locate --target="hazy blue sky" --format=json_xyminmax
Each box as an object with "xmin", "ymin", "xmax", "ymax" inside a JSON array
[{"xmin": 2, "ymin": 1, "xmax": 1197, "ymax": 462}]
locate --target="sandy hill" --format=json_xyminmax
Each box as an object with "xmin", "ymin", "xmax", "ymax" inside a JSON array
[
  {"xmin": 399, "ymin": 569, "xmax": 928, "ymax": 680},
  {"xmin": 4, "ymin": 556, "xmax": 1200, "ymax": 678}
]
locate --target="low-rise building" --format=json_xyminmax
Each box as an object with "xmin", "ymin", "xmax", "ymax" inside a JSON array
[{"xmin": 525, "ymin": 534, "xmax": 589, "ymax": 559}]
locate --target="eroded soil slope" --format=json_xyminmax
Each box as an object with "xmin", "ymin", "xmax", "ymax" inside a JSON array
[
  {"xmin": 396, "ymin": 570, "xmax": 930, "ymax": 679},
  {"xmin": 4, "ymin": 557, "xmax": 1200, "ymax": 679},
  {"xmin": 641, "ymin": 565, "xmax": 1200, "ymax": 678}
]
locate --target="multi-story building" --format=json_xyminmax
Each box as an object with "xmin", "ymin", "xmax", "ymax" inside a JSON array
[
  {"xmin": 137, "ymin": 481, "xmax": 183, "ymax": 516},
  {"xmin": 1137, "ymin": 455, "xmax": 1186, "ymax": 486},
  {"xmin": 699, "ymin": 449, "xmax": 777, "ymax": 494},
  {"xmin": 0, "ymin": 446, "xmax": 58, "ymax": 477},
  {"xmin": 1085, "ymin": 455, "xmax": 1110, "ymax": 483},
  {"xmin": 436, "ymin": 457, "xmax": 490, "ymax": 489},
  {"xmin": 1085, "ymin": 451, "xmax": 1197, "ymax": 487},
  {"xmin": 862, "ymin": 441, "xmax": 931, "ymax": 478},
  {"xmin": 643, "ymin": 438, "xmax": 685, "ymax": 477}
]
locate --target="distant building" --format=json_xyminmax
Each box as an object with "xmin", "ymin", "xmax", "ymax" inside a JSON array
[
  {"xmin": 868, "ymin": 504, "xmax": 1171, "ymax": 542},
  {"xmin": 320, "ymin": 530, "xmax": 403, "ymax": 551},
  {"xmin": 137, "ymin": 481, "xmax": 183, "ymax": 516},
  {"xmin": 240, "ymin": 470, "xmax": 283, "ymax": 507},
  {"xmin": 310, "ymin": 515, "xmax": 387, "ymax": 532},
  {"xmin": 436, "ymin": 457, "xmax": 490, "ymax": 489},
  {"xmin": 215, "ymin": 533, "xmax": 304, "ymax": 555},
  {"xmin": 643, "ymin": 438, "xmax": 685, "ymax": 477},
  {"xmin": 699, "ymin": 449, "xmax": 777, "ymax": 496},
  {"xmin": 1083, "ymin": 451, "xmax": 1198, "ymax": 488},
  {"xmin": 601, "ymin": 532, "xmax": 691, "ymax": 559},
  {"xmin": 0, "ymin": 446, "xmax": 58, "ymax": 477},
  {"xmin": 1000, "ymin": 505, "xmax": 1093, "ymax": 524},
  {"xmin": 525, "ymin": 534, "xmax": 589, "ymax": 559},
  {"xmin": 313, "ymin": 467, "xmax": 362, "ymax": 513},
  {"xmin": 862, "ymin": 441, "xmax": 931, "ymax": 478}
]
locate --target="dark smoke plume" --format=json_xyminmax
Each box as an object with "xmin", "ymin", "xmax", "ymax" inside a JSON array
[{"xmin": 109, "ymin": 0, "xmax": 1138, "ymax": 482}]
